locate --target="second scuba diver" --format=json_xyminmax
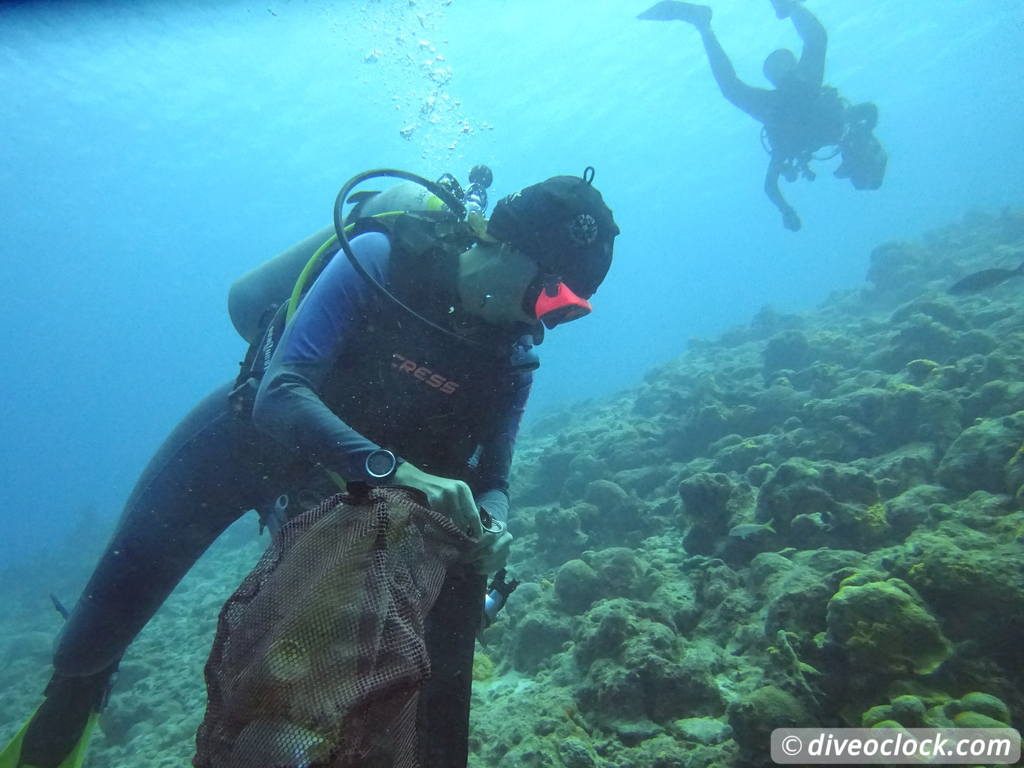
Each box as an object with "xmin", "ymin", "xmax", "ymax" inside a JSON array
[
  {"xmin": 0, "ymin": 166, "xmax": 619, "ymax": 768},
  {"xmin": 639, "ymin": 0, "xmax": 887, "ymax": 231}
]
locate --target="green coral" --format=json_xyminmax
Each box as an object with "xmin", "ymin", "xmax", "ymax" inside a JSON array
[
  {"xmin": 473, "ymin": 651, "xmax": 495, "ymax": 682},
  {"xmin": 952, "ymin": 712, "xmax": 1008, "ymax": 728},
  {"xmin": 863, "ymin": 695, "xmax": 930, "ymax": 728},
  {"xmin": 938, "ymin": 413, "xmax": 1024, "ymax": 495},
  {"xmin": 946, "ymin": 692, "xmax": 1011, "ymax": 725},
  {"xmin": 861, "ymin": 692, "xmax": 1012, "ymax": 730},
  {"xmin": 827, "ymin": 577, "xmax": 952, "ymax": 679},
  {"xmin": 728, "ymin": 686, "xmax": 810, "ymax": 755},
  {"xmin": 905, "ymin": 358, "xmax": 939, "ymax": 384},
  {"xmin": 860, "ymin": 502, "xmax": 891, "ymax": 537},
  {"xmin": 863, "ymin": 706, "xmax": 897, "ymax": 728},
  {"xmin": 1007, "ymin": 440, "xmax": 1024, "ymax": 505}
]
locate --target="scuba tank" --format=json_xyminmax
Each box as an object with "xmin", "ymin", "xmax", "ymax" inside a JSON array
[
  {"xmin": 227, "ymin": 168, "xmax": 493, "ymax": 346},
  {"xmin": 228, "ymin": 226, "xmax": 334, "ymax": 346},
  {"xmin": 227, "ymin": 167, "xmax": 496, "ymax": 417}
]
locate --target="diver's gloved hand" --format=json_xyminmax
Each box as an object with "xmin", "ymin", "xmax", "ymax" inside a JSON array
[
  {"xmin": 393, "ymin": 462, "xmax": 483, "ymax": 539},
  {"xmin": 782, "ymin": 208, "xmax": 802, "ymax": 231},
  {"xmin": 469, "ymin": 518, "xmax": 513, "ymax": 575}
]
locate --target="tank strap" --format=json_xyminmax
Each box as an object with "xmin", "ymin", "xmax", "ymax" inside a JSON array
[
  {"xmin": 228, "ymin": 301, "xmax": 289, "ymax": 419},
  {"xmin": 229, "ymin": 211, "xmax": 476, "ymax": 421}
]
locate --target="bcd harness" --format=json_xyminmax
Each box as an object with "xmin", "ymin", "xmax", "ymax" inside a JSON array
[
  {"xmin": 760, "ymin": 84, "xmax": 849, "ymax": 180},
  {"xmin": 228, "ymin": 209, "xmax": 479, "ymax": 421}
]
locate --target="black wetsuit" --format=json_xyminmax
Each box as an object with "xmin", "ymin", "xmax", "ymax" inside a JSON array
[
  {"xmin": 691, "ymin": 3, "xmax": 881, "ymax": 229},
  {"xmin": 762, "ymin": 81, "xmax": 846, "ymax": 170},
  {"xmin": 39, "ymin": 227, "xmax": 533, "ymax": 766}
]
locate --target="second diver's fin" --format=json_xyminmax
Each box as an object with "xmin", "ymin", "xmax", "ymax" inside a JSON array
[
  {"xmin": 637, "ymin": 1, "xmax": 712, "ymax": 26},
  {"xmin": 0, "ymin": 706, "xmax": 100, "ymax": 768}
]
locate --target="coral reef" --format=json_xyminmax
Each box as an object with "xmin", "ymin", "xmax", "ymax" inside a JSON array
[
  {"xmin": 1, "ymin": 208, "xmax": 1022, "ymax": 767},
  {"xmin": 825, "ymin": 575, "xmax": 952, "ymax": 702},
  {"xmin": 862, "ymin": 691, "xmax": 1013, "ymax": 731},
  {"xmin": 471, "ymin": 208, "xmax": 1024, "ymax": 767}
]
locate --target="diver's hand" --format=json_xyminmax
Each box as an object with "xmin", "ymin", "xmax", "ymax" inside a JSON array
[
  {"xmin": 782, "ymin": 208, "xmax": 802, "ymax": 231},
  {"xmin": 469, "ymin": 520, "xmax": 513, "ymax": 575},
  {"xmin": 393, "ymin": 462, "xmax": 482, "ymax": 539}
]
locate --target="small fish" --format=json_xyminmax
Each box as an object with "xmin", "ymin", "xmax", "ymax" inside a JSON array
[
  {"xmin": 948, "ymin": 261, "xmax": 1024, "ymax": 294},
  {"xmin": 727, "ymin": 522, "xmax": 776, "ymax": 541}
]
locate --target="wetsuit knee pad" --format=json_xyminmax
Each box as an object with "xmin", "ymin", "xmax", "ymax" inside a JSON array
[{"xmin": 52, "ymin": 616, "xmax": 126, "ymax": 678}]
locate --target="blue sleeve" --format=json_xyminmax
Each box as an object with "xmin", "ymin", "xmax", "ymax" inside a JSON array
[
  {"xmin": 251, "ymin": 231, "xmax": 391, "ymax": 483},
  {"xmin": 473, "ymin": 364, "xmax": 533, "ymax": 525}
]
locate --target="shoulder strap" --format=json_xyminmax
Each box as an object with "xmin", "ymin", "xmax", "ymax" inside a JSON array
[{"xmin": 228, "ymin": 301, "xmax": 290, "ymax": 418}]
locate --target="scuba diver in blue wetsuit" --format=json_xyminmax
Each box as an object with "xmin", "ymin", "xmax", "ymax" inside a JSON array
[
  {"xmin": 639, "ymin": 0, "xmax": 886, "ymax": 231},
  {"xmin": 0, "ymin": 166, "xmax": 619, "ymax": 768}
]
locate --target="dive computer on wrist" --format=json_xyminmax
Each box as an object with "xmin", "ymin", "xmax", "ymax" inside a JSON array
[{"xmin": 364, "ymin": 449, "xmax": 398, "ymax": 485}]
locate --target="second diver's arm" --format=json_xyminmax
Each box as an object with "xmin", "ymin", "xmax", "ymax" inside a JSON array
[{"xmin": 764, "ymin": 158, "xmax": 802, "ymax": 231}]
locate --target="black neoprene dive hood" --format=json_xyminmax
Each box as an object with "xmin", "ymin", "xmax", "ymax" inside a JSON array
[{"xmin": 486, "ymin": 167, "xmax": 620, "ymax": 299}]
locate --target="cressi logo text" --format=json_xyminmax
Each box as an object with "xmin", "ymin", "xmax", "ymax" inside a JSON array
[{"xmin": 391, "ymin": 354, "xmax": 460, "ymax": 395}]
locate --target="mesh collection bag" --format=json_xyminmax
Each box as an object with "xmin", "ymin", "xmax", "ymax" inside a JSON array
[{"xmin": 194, "ymin": 487, "xmax": 471, "ymax": 768}]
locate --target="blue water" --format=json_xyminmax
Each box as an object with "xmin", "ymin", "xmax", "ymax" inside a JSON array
[{"xmin": 1, "ymin": 0, "xmax": 1022, "ymax": 564}]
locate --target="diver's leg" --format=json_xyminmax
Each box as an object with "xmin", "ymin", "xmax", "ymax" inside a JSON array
[
  {"xmin": 54, "ymin": 381, "xmax": 278, "ymax": 673},
  {"xmin": 17, "ymin": 669, "xmax": 112, "ymax": 767},
  {"xmin": 698, "ymin": 27, "xmax": 775, "ymax": 121},
  {"xmin": 787, "ymin": 0, "xmax": 824, "ymax": 43},
  {"xmin": 769, "ymin": 0, "xmax": 804, "ymax": 20},
  {"xmin": 416, "ymin": 566, "xmax": 486, "ymax": 767},
  {"xmin": 18, "ymin": 381, "xmax": 292, "ymax": 768},
  {"xmin": 638, "ymin": 1, "xmax": 773, "ymax": 121},
  {"xmin": 786, "ymin": 1, "xmax": 827, "ymax": 88}
]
